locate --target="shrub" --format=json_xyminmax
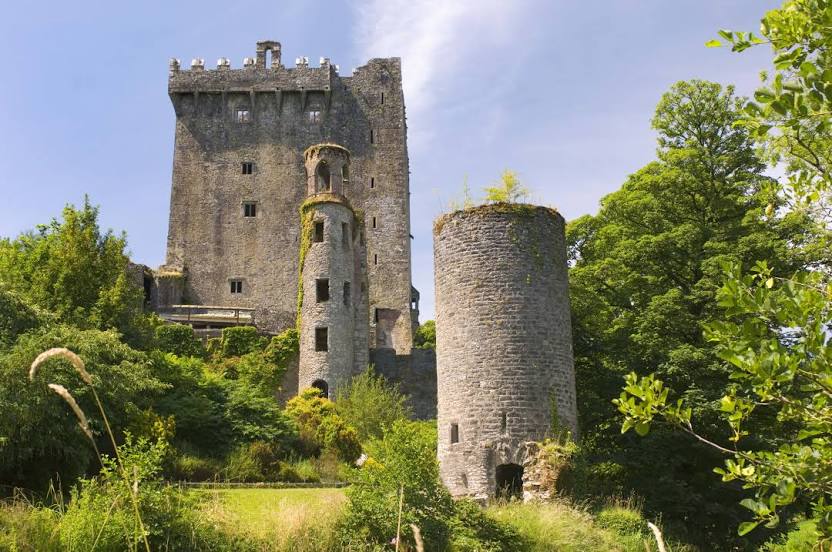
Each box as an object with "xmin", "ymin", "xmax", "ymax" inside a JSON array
[
  {"xmin": 413, "ymin": 320, "xmax": 435, "ymax": 350},
  {"xmin": 169, "ymin": 453, "xmax": 222, "ymax": 482},
  {"xmin": 154, "ymin": 324, "xmax": 205, "ymax": 358},
  {"xmin": 278, "ymin": 458, "xmax": 321, "ymax": 483},
  {"xmin": 595, "ymin": 505, "xmax": 646, "ymax": 537},
  {"xmin": 0, "ymin": 326, "xmax": 164, "ymax": 491},
  {"xmin": 335, "ymin": 368, "xmax": 410, "ymax": 442},
  {"xmin": 0, "ymin": 498, "xmax": 62, "ymax": 552},
  {"xmin": 220, "ymin": 326, "xmax": 266, "ymax": 357},
  {"xmin": 285, "ymin": 388, "xmax": 361, "ymax": 462},
  {"xmin": 449, "ymin": 498, "xmax": 524, "ymax": 551},
  {"xmin": 340, "ymin": 420, "xmax": 454, "ymax": 550}
]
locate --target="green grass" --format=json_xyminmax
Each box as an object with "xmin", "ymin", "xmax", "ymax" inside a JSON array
[{"xmin": 196, "ymin": 487, "xmax": 347, "ymax": 550}]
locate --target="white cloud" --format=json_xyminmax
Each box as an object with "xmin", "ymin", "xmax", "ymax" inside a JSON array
[{"xmin": 352, "ymin": 0, "xmax": 529, "ymax": 147}]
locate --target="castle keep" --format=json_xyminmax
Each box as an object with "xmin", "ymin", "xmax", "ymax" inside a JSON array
[
  {"xmin": 149, "ymin": 40, "xmax": 577, "ymax": 499},
  {"xmin": 161, "ymin": 40, "xmax": 415, "ymax": 356}
]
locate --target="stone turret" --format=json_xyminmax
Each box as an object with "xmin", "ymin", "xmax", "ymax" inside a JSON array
[
  {"xmin": 433, "ymin": 204, "xmax": 578, "ymax": 500},
  {"xmin": 297, "ymin": 144, "xmax": 368, "ymax": 398}
]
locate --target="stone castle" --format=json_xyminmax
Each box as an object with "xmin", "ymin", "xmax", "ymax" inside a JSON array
[{"xmin": 140, "ymin": 40, "xmax": 577, "ymax": 499}]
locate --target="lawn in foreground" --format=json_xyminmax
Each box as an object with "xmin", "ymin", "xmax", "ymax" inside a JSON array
[{"xmin": 196, "ymin": 487, "xmax": 347, "ymax": 549}]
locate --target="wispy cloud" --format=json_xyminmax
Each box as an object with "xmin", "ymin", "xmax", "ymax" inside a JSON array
[{"xmin": 352, "ymin": 0, "xmax": 530, "ymax": 148}]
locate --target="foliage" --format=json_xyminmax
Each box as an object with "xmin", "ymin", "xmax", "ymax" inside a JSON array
[
  {"xmin": 0, "ymin": 326, "xmax": 164, "ymax": 492},
  {"xmin": 0, "ymin": 288, "xmax": 45, "ymax": 350},
  {"xmin": 153, "ymin": 324, "xmax": 205, "ymax": 358},
  {"xmin": 59, "ymin": 435, "xmax": 240, "ymax": 551},
  {"xmin": 0, "ymin": 198, "xmax": 149, "ymax": 343},
  {"xmin": 341, "ymin": 419, "xmax": 454, "ymax": 550},
  {"xmin": 220, "ymin": 326, "xmax": 266, "ymax": 358},
  {"xmin": 449, "ymin": 498, "xmax": 524, "ymax": 551},
  {"xmin": 617, "ymin": 263, "xmax": 832, "ymax": 536},
  {"xmin": 413, "ymin": 319, "xmax": 436, "ymax": 350},
  {"xmin": 168, "ymin": 453, "xmax": 222, "ymax": 482},
  {"xmin": 594, "ymin": 505, "xmax": 646, "ymax": 537},
  {"xmin": 617, "ymin": 0, "xmax": 832, "ymax": 543},
  {"xmin": 335, "ymin": 367, "xmax": 411, "ymax": 442},
  {"xmin": 484, "ymin": 169, "xmax": 529, "ymax": 204},
  {"xmin": 567, "ymin": 78, "xmax": 824, "ymax": 549},
  {"xmin": 285, "ymin": 388, "xmax": 361, "ymax": 462}
]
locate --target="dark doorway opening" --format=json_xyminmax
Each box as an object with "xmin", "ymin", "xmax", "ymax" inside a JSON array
[
  {"xmin": 495, "ymin": 464, "xmax": 523, "ymax": 500},
  {"xmin": 142, "ymin": 275, "xmax": 152, "ymax": 306},
  {"xmin": 311, "ymin": 379, "xmax": 329, "ymax": 399}
]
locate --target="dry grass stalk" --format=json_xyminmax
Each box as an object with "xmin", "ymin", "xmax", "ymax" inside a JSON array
[
  {"xmin": 46, "ymin": 384, "xmax": 93, "ymax": 441},
  {"xmin": 30, "ymin": 348, "xmax": 92, "ymax": 384},
  {"xmin": 647, "ymin": 521, "xmax": 668, "ymax": 552},
  {"xmin": 410, "ymin": 524, "xmax": 424, "ymax": 552}
]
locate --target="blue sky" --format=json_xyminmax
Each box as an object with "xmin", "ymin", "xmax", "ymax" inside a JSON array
[{"xmin": 0, "ymin": 0, "xmax": 779, "ymax": 321}]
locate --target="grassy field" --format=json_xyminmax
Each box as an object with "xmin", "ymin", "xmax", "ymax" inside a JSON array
[{"xmin": 196, "ymin": 487, "xmax": 347, "ymax": 549}]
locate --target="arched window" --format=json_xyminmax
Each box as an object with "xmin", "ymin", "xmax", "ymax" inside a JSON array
[
  {"xmin": 316, "ymin": 162, "xmax": 331, "ymax": 192},
  {"xmin": 312, "ymin": 379, "xmax": 329, "ymax": 399}
]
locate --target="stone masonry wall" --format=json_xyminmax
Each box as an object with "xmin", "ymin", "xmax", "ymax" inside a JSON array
[
  {"xmin": 164, "ymin": 42, "xmax": 413, "ymax": 351},
  {"xmin": 433, "ymin": 204, "xmax": 577, "ymax": 500},
  {"xmin": 371, "ymin": 348, "xmax": 437, "ymax": 420}
]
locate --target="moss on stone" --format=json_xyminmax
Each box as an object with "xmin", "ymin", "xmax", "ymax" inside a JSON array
[
  {"xmin": 302, "ymin": 143, "xmax": 351, "ymax": 159},
  {"xmin": 432, "ymin": 202, "xmax": 561, "ymax": 236}
]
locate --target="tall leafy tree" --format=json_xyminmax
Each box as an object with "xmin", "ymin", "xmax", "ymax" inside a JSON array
[
  {"xmin": 0, "ymin": 197, "xmax": 147, "ymax": 342},
  {"xmin": 619, "ymin": 0, "xmax": 832, "ymax": 541},
  {"xmin": 568, "ymin": 79, "xmax": 824, "ymax": 548}
]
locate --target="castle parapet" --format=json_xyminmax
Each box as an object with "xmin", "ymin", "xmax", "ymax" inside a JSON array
[{"xmin": 168, "ymin": 40, "xmax": 337, "ymax": 94}]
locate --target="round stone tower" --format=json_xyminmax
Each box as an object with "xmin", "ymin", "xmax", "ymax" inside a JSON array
[
  {"xmin": 298, "ymin": 144, "xmax": 365, "ymax": 398},
  {"xmin": 433, "ymin": 204, "xmax": 578, "ymax": 500}
]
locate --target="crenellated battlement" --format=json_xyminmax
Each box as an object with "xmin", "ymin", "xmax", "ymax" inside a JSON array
[{"xmin": 168, "ymin": 40, "xmax": 344, "ymax": 93}]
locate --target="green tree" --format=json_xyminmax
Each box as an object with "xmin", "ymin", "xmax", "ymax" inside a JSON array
[
  {"xmin": 413, "ymin": 319, "xmax": 436, "ymax": 350},
  {"xmin": 285, "ymin": 388, "xmax": 361, "ymax": 462},
  {"xmin": 335, "ymin": 368, "xmax": 411, "ymax": 442},
  {"xmin": 568, "ymin": 79, "xmax": 825, "ymax": 548},
  {"xmin": 0, "ymin": 198, "xmax": 148, "ymax": 343},
  {"xmin": 619, "ymin": 0, "xmax": 832, "ymax": 541},
  {"xmin": 0, "ymin": 326, "xmax": 164, "ymax": 491}
]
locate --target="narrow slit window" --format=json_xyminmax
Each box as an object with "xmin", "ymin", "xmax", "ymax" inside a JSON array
[
  {"xmin": 230, "ymin": 280, "xmax": 243, "ymax": 294},
  {"xmin": 241, "ymin": 162, "xmax": 254, "ymax": 175},
  {"xmin": 315, "ymin": 327, "xmax": 328, "ymax": 352},
  {"xmin": 372, "ymin": 216, "xmax": 377, "ymax": 229},
  {"xmin": 342, "ymin": 222, "xmax": 350, "ymax": 248},
  {"xmin": 501, "ymin": 412, "xmax": 507, "ymax": 434},
  {"xmin": 370, "ymin": 129, "xmax": 374, "ymax": 144},
  {"xmin": 316, "ymin": 278, "xmax": 330, "ymax": 302},
  {"xmin": 380, "ymin": 92, "xmax": 384, "ymax": 104},
  {"xmin": 343, "ymin": 282, "xmax": 351, "ymax": 306},
  {"xmin": 370, "ymin": 177, "xmax": 375, "ymax": 189},
  {"xmin": 342, "ymin": 165, "xmax": 349, "ymax": 184},
  {"xmin": 243, "ymin": 202, "xmax": 257, "ymax": 217},
  {"xmin": 236, "ymin": 109, "xmax": 251, "ymax": 123},
  {"xmin": 450, "ymin": 423, "xmax": 459, "ymax": 444},
  {"xmin": 373, "ymin": 254, "xmax": 378, "ymax": 266},
  {"xmin": 314, "ymin": 221, "xmax": 324, "ymax": 242}
]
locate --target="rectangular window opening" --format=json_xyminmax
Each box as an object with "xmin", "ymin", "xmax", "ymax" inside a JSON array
[
  {"xmin": 307, "ymin": 110, "xmax": 321, "ymax": 123},
  {"xmin": 242, "ymin": 162, "xmax": 254, "ymax": 175},
  {"xmin": 370, "ymin": 129, "xmax": 374, "ymax": 144},
  {"xmin": 315, "ymin": 327, "xmax": 328, "ymax": 352},
  {"xmin": 343, "ymin": 282, "xmax": 351, "ymax": 306},
  {"xmin": 243, "ymin": 202, "xmax": 257, "ymax": 217},
  {"xmin": 342, "ymin": 222, "xmax": 350, "ymax": 248},
  {"xmin": 450, "ymin": 423, "xmax": 459, "ymax": 444},
  {"xmin": 313, "ymin": 221, "xmax": 324, "ymax": 242},
  {"xmin": 380, "ymin": 92, "xmax": 384, "ymax": 104},
  {"xmin": 236, "ymin": 109, "xmax": 251, "ymax": 123},
  {"xmin": 373, "ymin": 254, "xmax": 378, "ymax": 266},
  {"xmin": 230, "ymin": 280, "xmax": 243, "ymax": 294},
  {"xmin": 500, "ymin": 412, "xmax": 507, "ymax": 434},
  {"xmin": 373, "ymin": 308, "xmax": 379, "ymax": 324},
  {"xmin": 372, "ymin": 216, "xmax": 377, "ymax": 229},
  {"xmin": 316, "ymin": 278, "xmax": 330, "ymax": 303},
  {"xmin": 370, "ymin": 177, "xmax": 375, "ymax": 189}
]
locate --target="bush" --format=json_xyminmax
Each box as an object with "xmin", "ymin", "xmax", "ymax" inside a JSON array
[
  {"xmin": 220, "ymin": 326, "xmax": 266, "ymax": 358},
  {"xmin": 169, "ymin": 453, "xmax": 222, "ymax": 482},
  {"xmin": 277, "ymin": 459, "xmax": 321, "ymax": 483},
  {"xmin": 413, "ymin": 320, "xmax": 435, "ymax": 350},
  {"xmin": 0, "ymin": 326, "xmax": 164, "ymax": 491},
  {"xmin": 595, "ymin": 505, "xmax": 646, "ymax": 536},
  {"xmin": 335, "ymin": 368, "xmax": 411, "ymax": 443},
  {"xmin": 0, "ymin": 499, "xmax": 62, "ymax": 552},
  {"xmin": 285, "ymin": 388, "xmax": 361, "ymax": 462},
  {"xmin": 154, "ymin": 324, "xmax": 205, "ymax": 358},
  {"xmin": 340, "ymin": 420, "xmax": 454, "ymax": 550}
]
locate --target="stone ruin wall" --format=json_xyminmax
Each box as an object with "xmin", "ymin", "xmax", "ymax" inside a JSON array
[{"xmin": 433, "ymin": 205, "xmax": 578, "ymax": 500}]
